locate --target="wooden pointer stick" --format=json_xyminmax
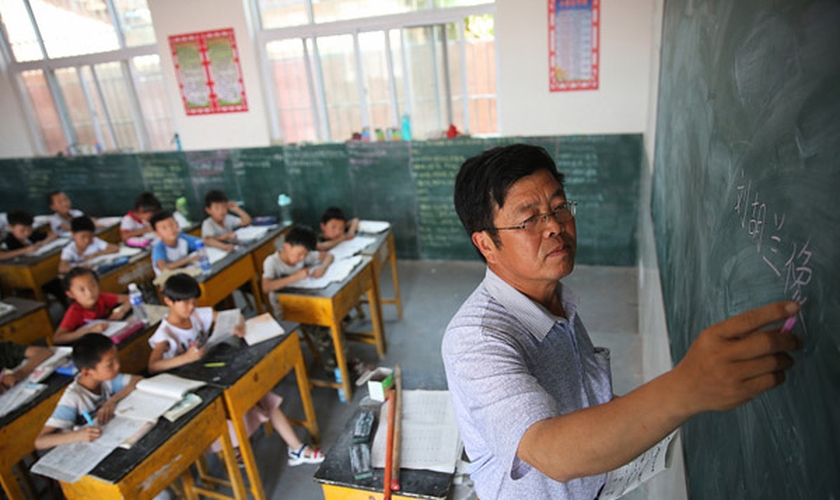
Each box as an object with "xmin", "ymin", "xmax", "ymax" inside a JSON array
[
  {"xmin": 390, "ymin": 364, "xmax": 403, "ymax": 491},
  {"xmin": 383, "ymin": 387, "xmax": 396, "ymax": 500}
]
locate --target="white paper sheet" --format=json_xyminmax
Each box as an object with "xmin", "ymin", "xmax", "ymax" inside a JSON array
[
  {"xmin": 244, "ymin": 313, "xmax": 286, "ymax": 345},
  {"xmin": 234, "ymin": 225, "xmax": 274, "ymax": 242},
  {"xmin": 32, "ymin": 237, "xmax": 69, "ymax": 256},
  {"xmin": 203, "ymin": 308, "xmax": 241, "ymax": 350},
  {"xmin": 0, "ymin": 301, "xmax": 17, "ymax": 317},
  {"xmin": 85, "ymin": 245, "xmax": 142, "ymax": 267},
  {"xmin": 329, "ymin": 236, "xmax": 376, "ymax": 261},
  {"xmin": 358, "ymin": 220, "xmax": 391, "ymax": 234},
  {"xmin": 28, "ymin": 346, "xmax": 73, "ymax": 383},
  {"xmin": 204, "ymin": 246, "xmax": 229, "ymax": 265},
  {"xmin": 292, "ymin": 255, "xmax": 362, "ymax": 289},
  {"xmin": 0, "ymin": 382, "xmax": 46, "ymax": 418},
  {"xmin": 598, "ymin": 431, "xmax": 677, "ymax": 500},
  {"xmin": 371, "ymin": 390, "xmax": 462, "ymax": 474}
]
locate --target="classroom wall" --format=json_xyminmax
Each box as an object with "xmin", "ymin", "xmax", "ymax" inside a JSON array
[
  {"xmin": 496, "ymin": 0, "xmax": 656, "ymax": 135},
  {"xmin": 146, "ymin": 0, "xmax": 272, "ymax": 151},
  {"xmin": 0, "ymin": 61, "xmax": 37, "ymax": 158}
]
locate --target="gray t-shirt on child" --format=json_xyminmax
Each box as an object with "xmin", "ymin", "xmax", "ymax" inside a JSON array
[
  {"xmin": 262, "ymin": 237, "xmax": 321, "ymax": 319},
  {"xmin": 201, "ymin": 214, "xmax": 241, "ymax": 238}
]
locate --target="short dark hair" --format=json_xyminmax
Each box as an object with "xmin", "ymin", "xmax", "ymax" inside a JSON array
[
  {"xmin": 320, "ymin": 206, "xmax": 347, "ymax": 225},
  {"xmin": 284, "ymin": 225, "xmax": 317, "ymax": 251},
  {"xmin": 150, "ymin": 210, "xmax": 174, "ymax": 230},
  {"xmin": 162, "ymin": 273, "xmax": 202, "ymax": 301},
  {"xmin": 72, "ymin": 333, "xmax": 115, "ymax": 370},
  {"xmin": 134, "ymin": 192, "xmax": 162, "ymax": 212},
  {"xmin": 64, "ymin": 267, "xmax": 99, "ymax": 292},
  {"xmin": 204, "ymin": 190, "xmax": 228, "ymax": 208},
  {"xmin": 7, "ymin": 210, "xmax": 34, "ymax": 227},
  {"xmin": 48, "ymin": 190, "xmax": 63, "ymax": 206},
  {"xmin": 454, "ymin": 144, "xmax": 565, "ymax": 260},
  {"xmin": 70, "ymin": 215, "xmax": 95, "ymax": 233}
]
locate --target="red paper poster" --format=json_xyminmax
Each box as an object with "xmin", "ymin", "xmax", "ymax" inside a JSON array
[
  {"xmin": 169, "ymin": 28, "xmax": 248, "ymax": 115},
  {"xmin": 548, "ymin": 0, "xmax": 600, "ymax": 92}
]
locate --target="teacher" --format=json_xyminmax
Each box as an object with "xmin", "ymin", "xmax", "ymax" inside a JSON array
[{"xmin": 442, "ymin": 144, "xmax": 801, "ymax": 500}]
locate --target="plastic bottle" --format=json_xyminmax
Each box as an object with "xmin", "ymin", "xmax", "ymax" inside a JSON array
[
  {"xmin": 175, "ymin": 197, "xmax": 191, "ymax": 226},
  {"xmin": 401, "ymin": 113, "xmax": 412, "ymax": 141},
  {"xmin": 195, "ymin": 240, "xmax": 212, "ymax": 274},
  {"xmin": 277, "ymin": 194, "xmax": 293, "ymax": 227},
  {"xmin": 128, "ymin": 283, "xmax": 148, "ymax": 323},
  {"xmin": 334, "ymin": 367, "xmax": 347, "ymax": 403}
]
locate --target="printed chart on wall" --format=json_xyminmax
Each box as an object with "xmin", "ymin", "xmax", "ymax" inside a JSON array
[
  {"xmin": 548, "ymin": 0, "xmax": 600, "ymax": 92},
  {"xmin": 169, "ymin": 28, "xmax": 248, "ymax": 115}
]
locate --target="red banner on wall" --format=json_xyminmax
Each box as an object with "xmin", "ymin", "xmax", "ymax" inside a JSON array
[
  {"xmin": 169, "ymin": 28, "xmax": 248, "ymax": 115},
  {"xmin": 548, "ymin": 0, "xmax": 600, "ymax": 92}
]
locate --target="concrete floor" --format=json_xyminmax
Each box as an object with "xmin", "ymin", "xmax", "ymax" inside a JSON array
[{"xmin": 232, "ymin": 260, "xmax": 644, "ymax": 500}]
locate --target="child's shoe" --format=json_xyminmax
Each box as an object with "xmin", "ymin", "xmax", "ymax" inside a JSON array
[{"xmin": 287, "ymin": 444, "xmax": 325, "ymax": 466}]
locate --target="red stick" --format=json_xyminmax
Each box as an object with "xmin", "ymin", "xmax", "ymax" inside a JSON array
[{"xmin": 383, "ymin": 388, "xmax": 396, "ymax": 500}]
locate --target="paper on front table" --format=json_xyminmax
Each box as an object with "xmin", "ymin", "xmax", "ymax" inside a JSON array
[
  {"xmin": 31, "ymin": 440, "xmax": 115, "ymax": 483},
  {"xmin": 203, "ymin": 308, "xmax": 241, "ymax": 351},
  {"xmin": 28, "ymin": 346, "xmax": 73, "ymax": 383},
  {"xmin": 0, "ymin": 381, "xmax": 47, "ymax": 418},
  {"xmin": 134, "ymin": 373, "xmax": 206, "ymax": 400},
  {"xmin": 32, "ymin": 237, "xmax": 69, "ymax": 256},
  {"xmin": 204, "ymin": 246, "xmax": 229, "ymax": 264},
  {"xmin": 85, "ymin": 246, "xmax": 142, "ymax": 267},
  {"xmin": 329, "ymin": 236, "xmax": 376, "ymax": 261},
  {"xmin": 358, "ymin": 220, "xmax": 391, "ymax": 234},
  {"xmin": 234, "ymin": 225, "xmax": 273, "ymax": 242},
  {"xmin": 292, "ymin": 255, "xmax": 362, "ymax": 289},
  {"xmin": 598, "ymin": 431, "xmax": 677, "ymax": 500},
  {"xmin": 244, "ymin": 313, "xmax": 286, "ymax": 345},
  {"xmin": 371, "ymin": 390, "xmax": 463, "ymax": 475}
]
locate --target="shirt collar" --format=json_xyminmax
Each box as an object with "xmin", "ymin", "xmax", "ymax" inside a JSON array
[{"xmin": 483, "ymin": 267, "xmax": 579, "ymax": 342}]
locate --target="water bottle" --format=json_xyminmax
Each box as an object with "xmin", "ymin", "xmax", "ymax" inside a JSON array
[
  {"xmin": 401, "ymin": 113, "xmax": 412, "ymax": 141},
  {"xmin": 175, "ymin": 196, "xmax": 191, "ymax": 226},
  {"xmin": 334, "ymin": 367, "xmax": 347, "ymax": 403},
  {"xmin": 277, "ymin": 194, "xmax": 293, "ymax": 227},
  {"xmin": 195, "ymin": 240, "xmax": 212, "ymax": 274},
  {"xmin": 128, "ymin": 283, "xmax": 148, "ymax": 323}
]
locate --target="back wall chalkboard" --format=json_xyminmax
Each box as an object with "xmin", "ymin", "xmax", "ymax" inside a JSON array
[{"xmin": 653, "ymin": 0, "xmax": 840, "ymax": 498}]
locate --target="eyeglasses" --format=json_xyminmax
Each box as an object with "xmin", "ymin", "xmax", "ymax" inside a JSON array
[{"xmin": 483, "ymin": 201, "xmax": 577, "ymax": 234}]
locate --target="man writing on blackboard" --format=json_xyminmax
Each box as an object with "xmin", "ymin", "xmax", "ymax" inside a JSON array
[{"xmin": 441, "ymin": 144, "xmax": 801, "ymax": 500}]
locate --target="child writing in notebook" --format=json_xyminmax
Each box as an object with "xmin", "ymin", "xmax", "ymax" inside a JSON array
[
  {"xmin": 316, "ymin": 206, "xmax": 359, "ymax": 251},
  {"xmin": 120, "ymin": 191, "xmax": 161, "ymax": 243},
  {"xmin": 58, "ymin": 216, "xmax": 119, "ymax": 274},
  {"xmin": 149, "ymin": 210, "xmax": 202, "ymax": 276},
  {"xmin": 35, "ymin": 333, "xmax": 141, "ymax": 448},
  {"xmin": 1, "ymin": 341, "xmax": 53, "ymax": 393},
  {"xmin": 53, "ymin": 268, "xmax": 130, "ymax": 345},
  {"xmin": 201, "ymin": 189, "xmax": 252, "ymax": 251},
  {"xmin": 147, "ymin": 274, "xmax": 324, "ymax": 465},
  {"xmin": 0, "ymin": 210, "xmax": 58, "ymax": 260}
]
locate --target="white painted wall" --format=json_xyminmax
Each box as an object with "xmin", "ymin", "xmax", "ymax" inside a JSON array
[
  {"xmin": 146, "ymin": 0, "xmax": 271, "ymax": 151},
  {"xmin": 495, "ymin": 0, "xmax": 655, "ymax": 135}
]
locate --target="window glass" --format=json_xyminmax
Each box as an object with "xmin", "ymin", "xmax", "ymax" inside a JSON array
[
  {"xmin": 402, "ymin": 25, "xmax": 445, "ymax": 140},
  {"xmin": 266, "ymin": 39, "xmax": 318, "ymax": 144},
  {"xmin": 20, "ymin": 70, "xmax": 65, "ymax": 154},
  {"xmin": 312, "ymin": 0, "xmax": 426, "ymax": 24},
  {"xmin": 55, "ymin": 67, "xmax": 98, "ymax": 148},
  {"xmin": 112, "ymin": 0, "xmax": 156, "ymax": 47},
  {"xmin": 0, "ymin": 0, "xmax": 44, "ymax": 61},
  {"xmin": 131, "ymin": 55, "xmax": 175, "ymax": 151},
  {"xmin": 359, "ymin": 31, "xmax": 396, "ymax": 134},
  {"xmin": 30, "ymin": 0, "xmax": 120, "ymax": 58},
  {"xmin": 92, "ymin": 62, "xmax": 140, "ymax": 151},
  {"xmin": 257, "ymin": 0, "xmax": 308, "ymax": 29},
  {"xmin": 316, "ymin": 34, "xmax": 361, "ymax": 142},
  {"xmin": 78, "ymin": 66, "xmax": 115, "ymax": 151},
  {"xmin": 464, "ymin": 14, "xmax": 496, "ymax": 135}
]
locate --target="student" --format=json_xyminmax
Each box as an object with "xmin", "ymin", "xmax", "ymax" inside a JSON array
[
  {"xmin": 54, "ymin": 268, "xmax": 130, "ymax": 345},
  {"xmin": 261, "ymin": 225, "xmax": 334, "ymax": 319},
  {"xmin": 35, "ymin": 333, "xmax": 141, "ymax": 448},
  {"xmin": 316, "ymin": 206, "xmax": 359, "ymax": 251},
  {"xmin": 48, "ymin": 191, "xmax": 89, "ymax": 237},
  {"xmin": 58, "ymin": 216, "xmax": 119, "ymax": 274},
  {"xmin": 201, "ymin": 189, "xmax": 252, "ymax": 251},
  {"xmin": 150, "ymin": 210, "xmax": 202, "ymax": 276},
  {"xmin": 1, "ymin": 341, "xmax": 53, "ymax": 393},
  {"xmin": 120, "ymin": 191, "xmax": 161, "ymax": 243},
  {"xmin": 147, "ymin": 274, "xmax": 324, "ymax": 466},
  {"xmin": 0, "ymin": 209, "xmax": 58, "ymax": 260}
]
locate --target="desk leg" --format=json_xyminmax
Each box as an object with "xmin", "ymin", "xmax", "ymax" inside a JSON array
[
  {"xmin": 367, "ymin": 275, "xmax": 386, "ymax": 358},
  {"xmin": 387, "ymin": 235, "xmax": 403, "ymax": 320},
  {"xmin": 330, "ymin": 322, "xmax": 354, "ymax": 402},
  {"xmin": 228, "ymin": 402, "xmax": 267, "ymax": 500},
  {"xmin": 217, "ymin": 425, "xmax": 248, "ymax": 500},
  {"xmin": 250, "ymin": 274, "xmax": 264, "ymax": 314},
  {"xmin": 0, "ymin": 468, "xmax": 26, "ymax": 500},
  {"xmin": 293, "ymin": 338, "xmax": 320, "ymax": 444}
]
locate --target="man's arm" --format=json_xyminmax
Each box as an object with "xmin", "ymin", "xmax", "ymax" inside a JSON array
[{"xmin": 518, "ymin": 301, "xmax": 801, "ymax": 482}]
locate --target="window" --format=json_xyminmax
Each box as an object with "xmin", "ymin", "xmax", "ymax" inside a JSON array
[
  {"xmin": 20, "ymin": 70, "xmax": 64, "ymax": 154},
  {"xmin": 132, "ymin": 55, "xmax": 175, "ymax": 151},
  {"xmin": 265, "ymin": 39, "xmax": 318, "ymax": 143}
]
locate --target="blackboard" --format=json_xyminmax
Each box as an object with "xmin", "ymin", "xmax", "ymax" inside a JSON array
[
  {"xmin": 0, "ymin": 135, "xmax": 642, "ymax": 265},
  {"xmin": 652, "ymin": 0, "xmax": 840, "ymax": 498}
]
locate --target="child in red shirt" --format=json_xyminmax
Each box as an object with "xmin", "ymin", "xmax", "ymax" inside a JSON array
[{"xmin": 54, "ymin": 268, "xmax": 130, "ymax": 345}]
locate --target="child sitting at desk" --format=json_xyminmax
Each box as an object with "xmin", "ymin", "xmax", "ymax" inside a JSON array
[
  {"xmin": 201, "ymin": 189, "xmax": 252, "ymax": 251},
  {"xmin": 262, "ymin": 225, "xmax": 334, "ymax": 319},
  {"xmin": 150, "ymin": 210, "xmax": 202, "ymax": 276},
  {"xmin": 120, "ymin": 191, "xmax": 161, "ymax": 243},
  {"xmin": 54, "ymin": 268, "xmax": 130, "ymax": 345},
  {"xmin": 316, "ymin": 206, "xmax": 359, "ymax": 251},
  {"xmin": 35, "ymin": 333, "xmax": 141, "ymax": 448},
  {"xmin": 147, "ymin": 274, "xmax": 325, "ymax": 465},
  {"xmin": 58, "ymin": 216, "xmax": 119, "ymax": 274},
  {"xmin": 1, "ymin": 341, "xmax": 53, "ymax": 393},
  {"xmin": 0, "ymin": 209, "xmax": 58, "ymax": 260},
  {"xmin": 49, "ymin": 191, "xmax": 99, "ymax": 237}
]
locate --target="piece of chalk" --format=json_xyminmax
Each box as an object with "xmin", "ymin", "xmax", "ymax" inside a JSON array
[{"xmin": 781, "ymin": 315, "xmax": 797, "ymax": 334}]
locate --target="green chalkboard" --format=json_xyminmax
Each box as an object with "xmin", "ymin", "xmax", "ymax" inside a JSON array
[
  {"xmin": 282, "ymin": 143, "xmax": 354, "ymax": 229},
  {"xmin": 653, "ymin": 0, "xmax": 840, "ymax": 498}
]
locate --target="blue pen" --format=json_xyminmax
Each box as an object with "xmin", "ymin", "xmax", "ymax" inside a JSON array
[{"xmin": 82, "ymin": 411, "xmax": 95, "ymax": 426}]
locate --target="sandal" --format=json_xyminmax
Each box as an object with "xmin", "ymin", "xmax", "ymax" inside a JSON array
[{"xmin": 287, "ymin": 444, "xmax": 325, "ymax": 466}]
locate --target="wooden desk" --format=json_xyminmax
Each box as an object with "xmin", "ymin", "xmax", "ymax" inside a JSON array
[
  {"xmin": 0, "ymin": 297, "xmax": 53, "ymax": 345},
  {"xmin": 170, "ymin": 322, "xmax": 318, "ymax": 500},
  {"xmin": 359, "ymin": 229, "xmax": 403, "ymax": 320},
  {"xmin": 95, "ymin": 219, "xmax": 122, "ymax": 244},
  {"xmin": 98, "ymin": 253, "xmax": 154, "ymax": 295},
  {"xmin": 0, "ymin": 373, "xmax": 73, "ymax": 500},
  {"xmin": 277, "ymin": 257, "xmax": 385, "ymax": 401},
  {"xmin": 196, "ymin": 248, "xmax": 264, "ymax": 314},
  {"xmin": 59, "ymin": 386, "xmax": 247, "ymax": 500},
  {"xmin": 0, "ymin": 244, "xmax": 63, "ymax": 302}
]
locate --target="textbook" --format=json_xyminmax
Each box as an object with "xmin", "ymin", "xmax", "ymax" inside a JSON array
[
  {"xmin": 244, "ymin": 313, "xmax": 286, "ymax": 345},
  {"xmin": 29, "ymin": 346, "xmax": 73, "ymax": 383},
  {"xmin": 0, "ymin": 381, "xmax": 46, "ymax": 418},
  {"xmin": 115, "ymin": 373, "xmax": 206, "ymax": 423},
  {"xmin": 86, "ymin": 319, "xmax": 146, "ymax": 345}
]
